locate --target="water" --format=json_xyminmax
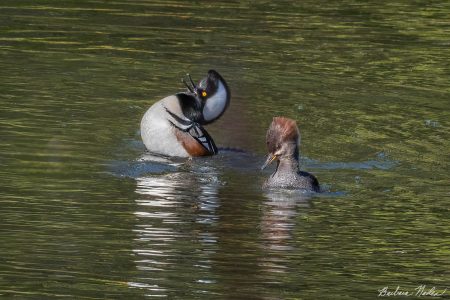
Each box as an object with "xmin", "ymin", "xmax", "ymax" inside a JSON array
[{"xmin": 1, "ymin": 1, "xmax": 449, "ymax": 299}]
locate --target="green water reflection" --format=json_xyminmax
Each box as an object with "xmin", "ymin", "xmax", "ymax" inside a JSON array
[{"xmin": 1, "ymin": 1, "xmax": 449, "ymax": 299}]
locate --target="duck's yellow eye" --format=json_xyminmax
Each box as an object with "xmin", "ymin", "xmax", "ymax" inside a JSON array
[{"xmin": 202, "ymin": 91, "xmax": 207, "ymax": 97}]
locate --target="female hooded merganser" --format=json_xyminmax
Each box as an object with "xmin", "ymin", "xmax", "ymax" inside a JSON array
[
  {"xmin": 261, "ymin": 117, "xmax": 320, "ymax": 192},
  {"xmin": 140, "ymin": 70, "xmax": 230, "ymax": 157}
]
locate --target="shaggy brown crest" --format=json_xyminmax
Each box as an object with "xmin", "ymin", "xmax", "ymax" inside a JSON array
[{"xmin": 266, "ymin": 117, "xmax": 300, "ymax": 153}]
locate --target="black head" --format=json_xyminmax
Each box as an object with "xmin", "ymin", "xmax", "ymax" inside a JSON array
[{"xmin": 182, "ymin": 70, "xmax": 230, "ymax": 125}]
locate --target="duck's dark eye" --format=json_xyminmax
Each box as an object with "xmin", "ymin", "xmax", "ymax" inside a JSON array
[{"xmin": 196, "ymin": 88, "xmax": 207, "ymax": 98}]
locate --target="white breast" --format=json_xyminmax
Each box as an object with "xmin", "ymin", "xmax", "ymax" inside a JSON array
[{"xmin": 140, "ymin": 96, "xmax": 190, "ymax": 157}]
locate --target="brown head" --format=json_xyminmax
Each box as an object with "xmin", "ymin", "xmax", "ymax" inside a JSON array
[{"xmin": 261, "ymin": 117, "xmax": 300, "ymax": 170}]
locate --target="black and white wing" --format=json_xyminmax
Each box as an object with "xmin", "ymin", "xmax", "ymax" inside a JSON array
[
  {"xmin": 165, "ymin": 106, "xmax": 218, "ymax": 155},
  {"xmin": 187, "ymin": 124, "xmax": 218, "ymax": 155}
]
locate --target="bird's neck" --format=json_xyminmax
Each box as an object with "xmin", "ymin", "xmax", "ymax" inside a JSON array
[{"xmin": 275, "ymin": 156, "xmax": 300, "ymax": 176}]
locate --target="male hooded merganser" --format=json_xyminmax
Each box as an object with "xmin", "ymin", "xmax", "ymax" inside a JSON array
[
  {"xmin": 140, "ymin": 70, "xmax": 230, "ymax": 157},
  {"xmin": 261, "ymin": 117, "xmax": 320, "ymax": 192}
]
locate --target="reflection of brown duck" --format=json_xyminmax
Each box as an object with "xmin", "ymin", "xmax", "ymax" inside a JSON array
[
  {"xmin": 260, "ymin": 198, "xmax": 297, "ymax": 250},
  {"xmin": 262, "ymin": 117, "xmax": 320, "ymax": 192},
  {"xmin": 140, "ymin": 70, "xmax": 230, "ymax": 157}
]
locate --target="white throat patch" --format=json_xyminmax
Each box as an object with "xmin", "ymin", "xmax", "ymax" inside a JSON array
[{"xmin": 202, "ymin": 80, "xmax": 228, "ymax": 122}]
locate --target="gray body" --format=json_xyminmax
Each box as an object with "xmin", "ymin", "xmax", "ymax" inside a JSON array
[{"xmin": 263, "ymin": 157, "xmax": 319, "ymax": 192}]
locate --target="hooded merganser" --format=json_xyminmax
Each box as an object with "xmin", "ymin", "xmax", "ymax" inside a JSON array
[
  {"xmin": 140, "ymin": 70, "xmax": 230, "ymax": 157},
  {"xmin": 261, "ymin": 117, "xmax": 320, "ymax": 192}
]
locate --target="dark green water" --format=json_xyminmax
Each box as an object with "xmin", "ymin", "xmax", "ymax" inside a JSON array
[{"xmin": 1, "ymin": 1, "xmax": 449, "ymax": 299}]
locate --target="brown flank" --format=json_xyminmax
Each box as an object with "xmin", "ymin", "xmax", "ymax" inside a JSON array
[{"xmin": 174, "ymin": 130, "xmax": 211, "ymax": 156}]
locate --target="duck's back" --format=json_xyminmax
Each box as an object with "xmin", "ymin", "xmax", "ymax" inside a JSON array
[{"xmin": 263, "ymin": 170, "xmax": 320, "ymax": 192}]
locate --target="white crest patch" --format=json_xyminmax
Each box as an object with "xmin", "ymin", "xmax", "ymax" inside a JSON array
[{"xmin": 202, "ymin": 80, "xmax": 228, "ymax": 122}]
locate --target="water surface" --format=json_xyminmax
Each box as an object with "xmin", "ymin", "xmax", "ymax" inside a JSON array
[{"xmin": 1, "ymin": 1, "xmax": 449, "ymax": 299}]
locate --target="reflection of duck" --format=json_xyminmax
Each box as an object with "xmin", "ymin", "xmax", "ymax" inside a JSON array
[
  {"xmin": 130, "ymin": 158, "xmax": 221, "ymax": 297},
  {"xmin": 261, "ymin": 191, "xmax": 312, "ymax": 242},
  {"xmin": 260, "ymin": 191, "xmax": 312, "ymax": 274},
  {"xmin": 140, "ymin": 70, "xmax": 230, "ymax": 157},
  {"xmin": 262, "ymin": 117, "xmax": 320, "ymax": 192}
]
